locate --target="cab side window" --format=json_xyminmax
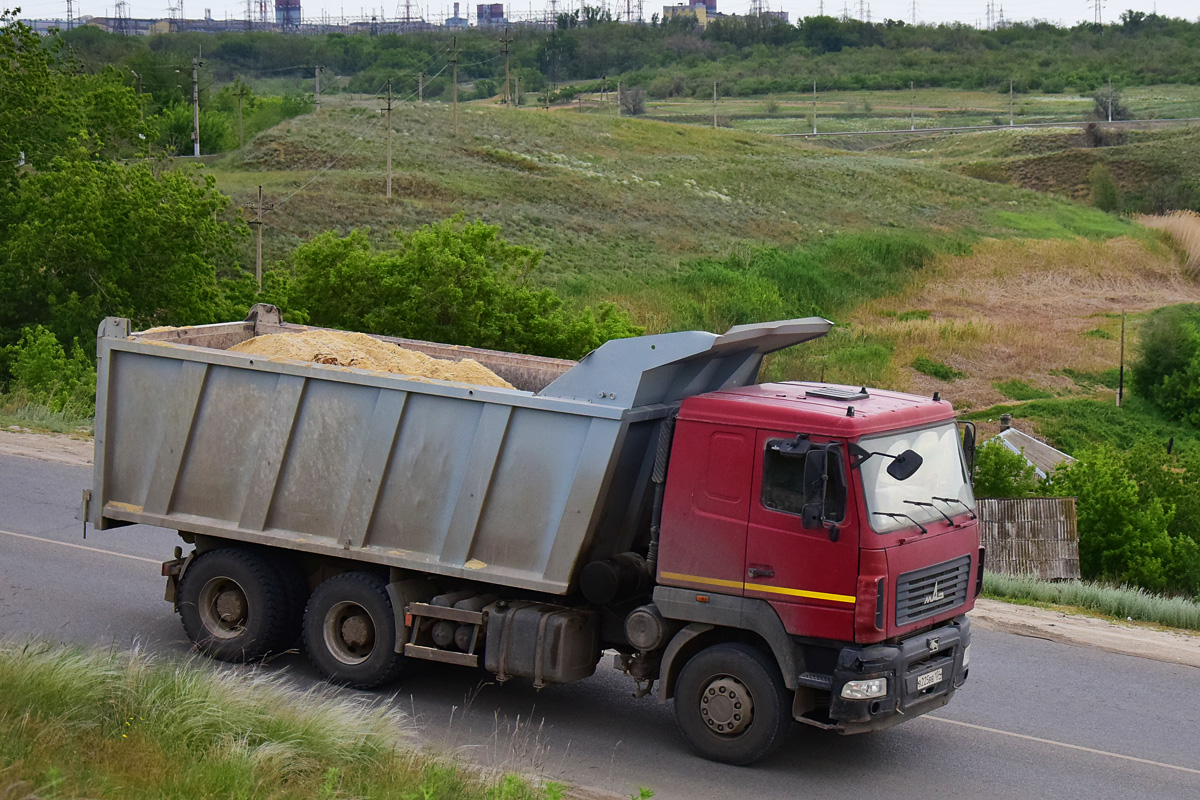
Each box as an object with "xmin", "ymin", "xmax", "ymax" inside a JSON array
[{"xmin": 762, "ymin": 441, "xmax": 847, "ymax": 528}]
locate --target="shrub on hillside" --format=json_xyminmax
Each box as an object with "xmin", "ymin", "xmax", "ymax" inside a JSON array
[
  {"xmin": 285, "ymin": 217, "xmax": 642, "ymax": 360},
  {"xmin": 1131, "ymin": 304, "xmax": 1200, "ymax": 426},
  {"xmin": 972, "ymin": 440, "xmax": 1039, "ymax": 498},
  {"xmin": 1088, "ymin": 163, "xmax": 1121, "ymax": 212},
  {"xmin": 620, "ymin": 86, "xmax": 647, "ymax": 115}
]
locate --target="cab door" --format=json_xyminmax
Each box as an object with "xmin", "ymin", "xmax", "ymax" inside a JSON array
[
  {"xmin": 656, "ymin": 420, "xmax": 754, "ymax": 595},
  {"xmin": 744, "ymin": 431, "xmax": 859, "ymax": 641}
]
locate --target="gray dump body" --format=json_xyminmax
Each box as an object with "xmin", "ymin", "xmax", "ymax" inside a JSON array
[{"xmin": 89, "ymin": 306, "xmax": 831, "ymax": 594}]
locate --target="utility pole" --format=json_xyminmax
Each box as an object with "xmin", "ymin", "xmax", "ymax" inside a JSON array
[
  {"xmin": 1107, "ymin": 79, "xmax": 1113, "ymax": 122},
  {"xmin": 384, "ymin": 80, "xmax": 393, "ymax": 199},
  {"xmin": 1118, "ymin": 311, "xmax": 1126, "ymax": 407},
  {"xmin": 314, "ymin": 66, "xmax": 322, "ymax": 112},
  {"xmin": 451, "ymin": 37, "xmax": 459, "ymax": 137},
  {"xmin": 501, "ymin": 26, "xmax": 512, "ymax": 105},
  {"xmin": 235, "ymin": 80, "xmax": 247, "ymax": 147},
  {"xmin": 617, "ymin": 80, "xmax": 622, "ymax": 117},
  {"xmin": 191, "ymin": 56, "xmax": 203, "ymax": 157},
  {"xmin": 418, "ymin": 72, "xmax": 424, "ymax": 102},
  {"xmin": 1009, "ymin": 79, "xmax": 1014, "ymax": 125},
  {"xmin": 130, "ymin": 69, "xmax": 144, "ymax": 122},
  {"xmin": 713, "ymin": 80, "xmax": 718, "ymax": 129},
  {"xmin": 812, "ymin": 80, "xmax": 817, "ymax": 135},
  {"xmin": 250, "ymin": 186, "xmax": 273, "ymax": 291},
  {"xmin": 910, "ymin": 80, "xmax": 914, "ymax": 130}
]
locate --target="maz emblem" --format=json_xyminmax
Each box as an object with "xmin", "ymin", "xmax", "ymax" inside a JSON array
[{"xmin": 922, "ymin": 581, "xmax": 945, "ymax": 605}]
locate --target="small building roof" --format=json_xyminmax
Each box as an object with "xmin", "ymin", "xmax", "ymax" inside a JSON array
[{"xmin": 989, "ymin": 427, "xmax": 1075, "ymax": 478}]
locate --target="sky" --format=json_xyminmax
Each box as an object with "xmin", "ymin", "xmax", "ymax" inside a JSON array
[{"xmin": 12, "ymin": 0, "xmax": 1199, "ymax": 31}]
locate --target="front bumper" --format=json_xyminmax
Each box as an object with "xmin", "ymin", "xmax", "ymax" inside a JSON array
[{"xmin": 798, "ymin": 615, "xmax": 971, "ymax": 734}]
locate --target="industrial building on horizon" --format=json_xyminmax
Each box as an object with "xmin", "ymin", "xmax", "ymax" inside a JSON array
[{"xmin": 21, "ymin": 0, "xmax": 789, "ymax": 35}]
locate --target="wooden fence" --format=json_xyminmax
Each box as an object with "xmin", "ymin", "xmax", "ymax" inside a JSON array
[{"xmin": 977, "ymin": 497, "xmax": 1080, "ymax": 581}]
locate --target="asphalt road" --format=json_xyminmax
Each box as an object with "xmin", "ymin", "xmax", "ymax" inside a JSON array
[{"xmin": 2, "ymin": 453, "xmax": 1199, "ymax": 799}]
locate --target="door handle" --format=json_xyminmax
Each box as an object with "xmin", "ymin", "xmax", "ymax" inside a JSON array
[{"xmin": 748, "ymin": 566, "xmax": 774, "ymax": 579}]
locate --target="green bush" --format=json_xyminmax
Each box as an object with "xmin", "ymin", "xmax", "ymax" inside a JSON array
[
  {"xmin": 1088, "ymin": 163, "xmax": 1121, "ymax": 212},
  {"xmin": 4, "ymin": 326, "xmax": 96, "ymax": 414},
  {"xmin": 1131, "ymin": 304, "xmax": 1200, "ymax": 426},
  {"xmin": 972, "ymin": 439, "xmax": 1040, "ymax": 498},
  {"xmin": 286, "ymin": 217, "xmax": 642, "ymax": 360}
]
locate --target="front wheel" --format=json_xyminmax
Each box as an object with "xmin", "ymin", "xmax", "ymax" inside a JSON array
[
  {"xmin": 673, "ymin": 643, "xmax": 792, "ymax": 765},
  {"xmin": 303, "ymin": 571, "xmax": 406, "ymax": 689}
]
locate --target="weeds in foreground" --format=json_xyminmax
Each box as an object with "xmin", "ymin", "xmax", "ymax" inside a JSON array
[
  {"xmin": 0, "ymin": 642, "xmax": 566, "ymax": 800},
  {"xmin": 982, "ymin": 572, "xmax": 1200, "ymax": 631}
]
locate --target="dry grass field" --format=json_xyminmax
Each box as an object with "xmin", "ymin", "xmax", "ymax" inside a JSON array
[{"xmin": 852, "ymin": 233, "xmax": 1200, "ymax": 410}]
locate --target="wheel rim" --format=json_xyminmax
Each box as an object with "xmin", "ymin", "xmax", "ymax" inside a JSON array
[
  {"xmin": 699, "ymin": 674, "xmax": 755, "ymax": 736},
  {"xmin": 323, "ymin": 600, "xmax": 377, "ymax": 665},
  {"xmin": 198, "ymin": 577, "xmax": 249, "ymax": 640}
]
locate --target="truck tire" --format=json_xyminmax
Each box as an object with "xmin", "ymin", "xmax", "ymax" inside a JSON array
[
  {"xmin": 303, "ymin": 572, "xmax": 405, "ymax": 690},
  {"xmin": 178, "ymin": 547, "xmax": 290, "ymax": 662},
  {"xmin": 673, "ymin": 642, "xmax": 791, "ymax": 765}
]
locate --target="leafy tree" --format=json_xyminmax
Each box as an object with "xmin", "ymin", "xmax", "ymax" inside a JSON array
[
  {"xmin": 0, "ymin": 11, "xmax": 145, "ymax": 171},
  {"xmin": 1088, "ymin": 163, "xmax": 1121, "ymax": 212},
  {"xmin": 286, "ymin": 218, "xmax": 642, "ymax": 360},
  {"xmin": 972, "ymin": 440, "xmax": 1040, "ymax": 498},
  {"xmin": 1044, "ymin": 448, "xmax": 1175, "ymax": 592},
  {"xmin": 1131, "ymin": 304, "xmax": 1200, "ymax": 426},
  {"xmin": 0, "ymin": 149, "xmax": 246, "ymax": 355}
]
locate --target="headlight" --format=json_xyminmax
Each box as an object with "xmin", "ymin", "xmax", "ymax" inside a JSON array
[
  {"xmin": 840, "ymin": 678, "xmax": 888, "ymax": 699},
  {"xmin": 962, "ymin": 644, "xmax": 971, "ymax": 668}
]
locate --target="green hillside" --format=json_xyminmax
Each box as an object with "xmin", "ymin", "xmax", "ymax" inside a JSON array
[{"xmin": 210, "ymin": 100, "xmax": 1135, "ymax": 300}]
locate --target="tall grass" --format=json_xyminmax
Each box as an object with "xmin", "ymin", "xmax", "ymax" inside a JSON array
[
  {"xmin": 0, "ymin": 642, "xmax": 553, "ymax": 800},
  {"xmin": 0, "ymin": 394, "xmax": 93, "ymax": 436},
  {"xmin": 1137, "ymin": 210, "xmax": 1200, "ymax": 277},
  {"xmin": 982, "ymin": 572, "xmax": 1200, "ymax": 631}
]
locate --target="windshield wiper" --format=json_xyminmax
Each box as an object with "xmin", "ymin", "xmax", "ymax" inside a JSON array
[
  {"xmin": 932, "ymin": 496, "xmax": 977, "ymax": 520},
  {"xmin": 904, "ymin": 500, "xmax": 953, "ymax": 524},
  {"xmin": 873, "ymin": 512, "xmax": 928, "ymax": 534}
]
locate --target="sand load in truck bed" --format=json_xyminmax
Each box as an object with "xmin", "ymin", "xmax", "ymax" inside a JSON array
[{"xmin": 229, "ymin": 330, "xmax": 514, "ymax": 389}]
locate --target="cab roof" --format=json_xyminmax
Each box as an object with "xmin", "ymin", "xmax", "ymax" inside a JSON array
[{"xmin": 679, "ymin": 381, "xmax": 955, "ymax": 437}]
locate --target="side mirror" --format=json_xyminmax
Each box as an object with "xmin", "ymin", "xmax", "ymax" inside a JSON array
[
  {"xmin": 804, "ymin": 449, "xmax": 846, "ymax": 538},
  {"xmin": 886, "ymin": 449, "xmax": 924, "ymax": 481}
]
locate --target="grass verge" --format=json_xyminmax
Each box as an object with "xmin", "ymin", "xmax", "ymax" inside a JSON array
[
  {"xmin": 982, "ymin": 572, "xmax": 1200, "ymax": 632},
  {"xmin": 0, "ymin": 398, "xmax": 93, "ymax": 437},
  {"xmin": 0, "ymin": 642, "xmax": 559, "ymax": 800}
]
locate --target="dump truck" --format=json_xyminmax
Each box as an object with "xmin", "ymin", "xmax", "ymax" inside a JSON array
[{"xmin": 85, "ymin": 305, "xmax": 982, "ymax": 765}]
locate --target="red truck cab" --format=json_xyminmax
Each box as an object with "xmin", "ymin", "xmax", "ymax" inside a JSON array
[{"xmin": 649, "ymin": 382, "xmax": 980, "ymax": 762}]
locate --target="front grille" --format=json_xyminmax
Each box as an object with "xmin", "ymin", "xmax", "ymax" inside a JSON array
[{"xmin": 895, "ymin": 555, "xmax": 971, "ymax": 626}]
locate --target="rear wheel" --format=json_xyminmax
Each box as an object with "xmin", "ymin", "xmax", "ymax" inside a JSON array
[
  {"xmin": 673, "ymin": 643, "xmax": 791, "ymax": 765},
  {"xmin": 303, "ymin": 572, "xmax": 406, "ymax": 689},
  {"xmin": 178, "ymin": 547, "xmax": 289, "ymax": 662}
]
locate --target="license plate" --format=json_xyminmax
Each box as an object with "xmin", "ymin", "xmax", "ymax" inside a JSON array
[{"xmin": 916, "ymin": 668, "xmax": 943, "ymax": 691}]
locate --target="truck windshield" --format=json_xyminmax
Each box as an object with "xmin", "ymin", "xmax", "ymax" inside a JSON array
[{"xmin": 859, "ymin": 422, "xmax": 975, "ymax": 534}]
